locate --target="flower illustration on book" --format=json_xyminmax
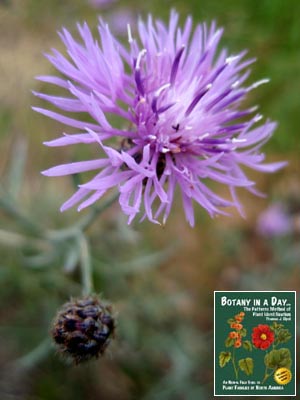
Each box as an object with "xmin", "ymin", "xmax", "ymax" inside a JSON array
[
  {"xmin": 219, "ymin": 311, "xmax": 253, "ymax": 379},
  {"xmin": 219, "ymin": 318, "xmax": 292, "ymax": 383},
  {"xmin": 252, "ymin": 324, "xmax": 275, "ymax": 350},
  {"xmin": 251, "ymin": 322, "xmax": 292, "ymax": 384}
]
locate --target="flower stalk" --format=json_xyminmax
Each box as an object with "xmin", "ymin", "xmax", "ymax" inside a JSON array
[
  {"xmin": 231, "ymin": 348, "xmax": 239, "ymax": 380},
  {"xmin": 78, "ymin": 233, "xmax": 94, "ymax": 296}
]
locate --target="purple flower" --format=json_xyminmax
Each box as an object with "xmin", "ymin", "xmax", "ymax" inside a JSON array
[
  {"xmin": 256, "ymin": 203, "xmax": 292, "ymax": 237},
  {"xmin": 33, "ymin": 11, "xmax": 286, "ymax": 226},
  {"xmin": 107, "ymin": 9, "xmax": 136, "ymax": 36},
  {"xmin": 88, "ymin": 0, "xmax": 118, "ymax": 9}
]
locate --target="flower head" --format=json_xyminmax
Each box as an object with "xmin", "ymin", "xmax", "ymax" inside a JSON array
[
  {"xmin": 88, "ymin": 0, "xmax": 118, "ymax": 9},
  {"xmin": 33, "ymin": 11, "xmax": 286, "ymax": 226},
  {"xmin": 228, "ymin": 331, "xmax": 238, "ymax": 339},
  {"xmin": 256, "ymin": 203, "xmax": 292, "ymax": 237},
  {"xmin": 252, "ymin": 324, "xmax": 274, "ymax": 350},
  {"xmin": 234, "ymin": 339, "xmax": 242, "ymax": 348},
  {"xmin": 52, "ymin": 296, "xmax": 115, "ymax": 364}
]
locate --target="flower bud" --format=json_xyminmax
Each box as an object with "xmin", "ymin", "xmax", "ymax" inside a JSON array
[{"xmin": 51, "ymin": 295, "xmax": 115, "ymax": 364}]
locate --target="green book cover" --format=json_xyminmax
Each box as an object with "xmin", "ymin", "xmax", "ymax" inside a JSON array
[{"xmin": 214, "ymin": 291, "xmax": 296, "ymax": 397}]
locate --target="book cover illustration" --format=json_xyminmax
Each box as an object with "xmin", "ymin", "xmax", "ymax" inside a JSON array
[{"xmin": 214, "ymin": 291, "xmax": 296, "ymax": 396}]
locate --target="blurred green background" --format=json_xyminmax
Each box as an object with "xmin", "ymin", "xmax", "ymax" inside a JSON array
[{"xmin": 0, "ymin": 0, "xmax": 299, "ymax": 399}]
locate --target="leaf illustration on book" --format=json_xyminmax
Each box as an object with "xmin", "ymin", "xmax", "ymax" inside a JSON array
[
  {"xmin": 239, "ymin": 327, "xmax": 247, "ymax": 338},
  {"xmin": 225, "ymin": 336, "xmax": 235, "ymax": 347},
  {"xmin": 238, "ymin": 358, "xmax": 254, "ymax": 375},
  {"xmin": 242, "ymin": 340, "xmax": 252, "ymax": 351},
  {"xmin": 276, "ymin": 328, "xmax": 292, "ymax": 344},
  {"xmin": 219, "ymin": 351, "xmax": 231, "ymax": 367},
  {"xmin": 264, "ymin": 348, "xmax": 292, "ymax": 369},
  {"xmin": 227, "ymin": 318, "xmax": 235, "ymax": 325}
]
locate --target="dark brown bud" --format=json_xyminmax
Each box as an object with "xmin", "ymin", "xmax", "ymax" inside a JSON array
[{"xmin": 51, "ymin": 295, "xmax": 115, "ymax": 364}]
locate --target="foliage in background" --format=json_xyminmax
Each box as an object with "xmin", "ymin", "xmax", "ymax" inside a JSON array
[{"xmin": 1, "ymin": 0, "xmax": 300, "ymax": 399}]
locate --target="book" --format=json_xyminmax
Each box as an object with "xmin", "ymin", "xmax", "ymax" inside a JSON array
[{"xmin": 214, "ymin": 291, "xmax": 296, "ymax": 397}]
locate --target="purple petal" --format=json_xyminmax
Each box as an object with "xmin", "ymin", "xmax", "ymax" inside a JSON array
[{"xmin": 42, "ymin": 159, "xmax": 108, "ymax": 176}]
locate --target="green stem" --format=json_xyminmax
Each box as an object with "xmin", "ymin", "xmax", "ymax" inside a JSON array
[
  {"xmin": 231, "ymin": 348, "xmax": 239, "ymax": 380},
  {"xmin": 0, "ymin": 188, "xmax": 118, "ymax": 296},
  {"xmin": 13, "ymin": 338, "xmax": 52, "ymax": 370},
  {"xmin": 76, "ymin": 190, "xmax": 119, "ymax": 232},
  {"xmin": 262, "ymin": 371, "xmax": 271, "ymax": 384},
  {"xmin": 78, "ymin": 234, "xmax": 94, "ymax": 296},
  {"xmin": 0, "ymin": 194, "xmax": 44, "ymax": 236},
  {"xmin": 261, "ymin": 347, "xmax": 276, "ymax": 384},
  {"xmin": 45, "ymin": 191, "xmax": 119, "ymax": 241},
  {"xmin": 262, "ymin": 363, "xmax": 274, "ymax": 384},
  {"xmin": 0, "ymin": 228, "xmax": 49, "ymax": 250},
  {"xmin": 0, "ymin": 188, "xmax": 118, "ymax": 242}
]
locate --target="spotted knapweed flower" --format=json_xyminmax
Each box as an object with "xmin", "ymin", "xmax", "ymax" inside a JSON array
[{"xmin": 33, "ymin": 11, "xmax": 286, "ymax": 226}]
